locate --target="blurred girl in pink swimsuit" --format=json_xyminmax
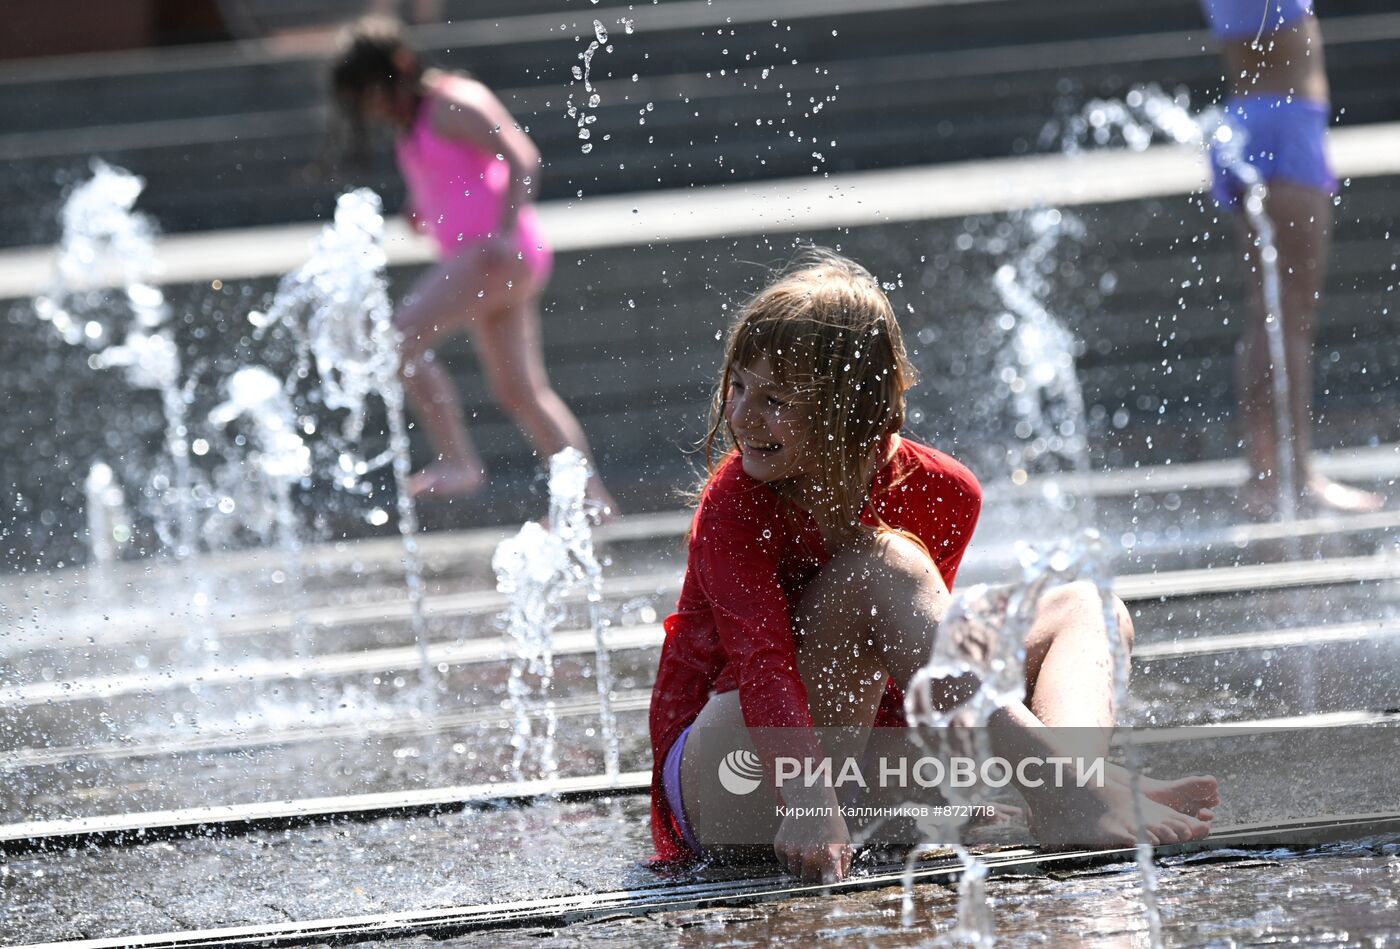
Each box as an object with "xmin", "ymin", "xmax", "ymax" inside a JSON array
[{"xmin": 331, "ymin": 17, "xmax": 616, "ymax": 511}]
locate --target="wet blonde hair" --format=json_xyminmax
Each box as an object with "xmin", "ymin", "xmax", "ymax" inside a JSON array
[{"xmin": 703, "ymin": 248, "xmax": 919, "ymax": 539}]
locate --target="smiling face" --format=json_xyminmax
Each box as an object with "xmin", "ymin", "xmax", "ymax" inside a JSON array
[{"xmin": 723, "ymin": 357, "xmax": 818, "ymax": 486}]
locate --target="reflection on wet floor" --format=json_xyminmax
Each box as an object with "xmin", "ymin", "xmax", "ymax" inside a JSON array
[{"xmin": 1, "ymin": 797, "xmax": 657, "ymax": 943}]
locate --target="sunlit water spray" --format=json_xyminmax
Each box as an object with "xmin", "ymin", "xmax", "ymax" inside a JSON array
[
  {"xmin": 493, "ymin": 448, "xmax": 618, "ymax": 782},
  {"xmin": 83, "ymin": 462, "xmax": 132, "ymax": 604},
  {"xmin": 899, "ymin": 533, "xmax": 1159, "ymax": 946},
  {"xmin": 1049, "ymin": 84, "xmax": 1300, "ymax": 525},
  {"xmin": 251, "ymin": 189, "xmax": 434, "ymax": 709},
  {"xmin": 568, "ymin": 17, "xmax": 632, "ymax": 154},
  {"xmin": 33, "ymin": 161, "xmax": 200, "ymax": 564},
  {"xmin": 990, "ymin": 208, "xmax": 1096, "ymax": 534},
  {"xmin": 209, "ymin": 367, "xmax": 312, "ymax": 658}
]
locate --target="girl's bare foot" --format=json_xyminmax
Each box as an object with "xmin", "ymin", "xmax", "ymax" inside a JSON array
[
  {"xmin": 408, "ymin": 461, "xmax": 487, "ymax": 500},
  {"xmin": 1026, "ymin": 780, "xmax": 1212, "ymax": 850},
  {"xmin": 1305, "ymin": 475, "xmax": 1385, "ymax": 516},
  {"xmin": 1108, "ymin": 766, "xmax": 1219, "ymax": 820}
]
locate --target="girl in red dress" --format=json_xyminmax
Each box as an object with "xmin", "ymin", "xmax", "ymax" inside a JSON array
[{"xmin": 649, "ymin": 249, "xmax": 1218, "ymax": 882}]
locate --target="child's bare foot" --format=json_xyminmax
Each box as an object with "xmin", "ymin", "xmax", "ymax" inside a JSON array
[
  {"xmin": 1240, "ymin": 475, "xmax": 1386, "ymax": 521},
  {"xmin": 1026, "ymin": 781, "xmax": 1212, "ymax": 850},
  {"xmin": 1108, "ymin": 766, "xmax": 1219, "ymax": 820},
  {"xmin": 1305, "ymin": 475, "xmax": 1385, "ymax": 516},
  {"xmin": 408, "ymin": 461, "xmax": 487, "ymax": 500}
]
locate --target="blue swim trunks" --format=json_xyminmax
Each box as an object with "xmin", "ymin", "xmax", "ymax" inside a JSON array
[
  {"xmin": 662, "ymin": 724, "xmax": 703, "ymax": 855},
  {"xmin": 1209, "ymin": 94, "xmax": 1338, "ymax": 209},
  {"xmin": 1200, "ymin": 0, "xmax": 1313, "ymax": 41}
]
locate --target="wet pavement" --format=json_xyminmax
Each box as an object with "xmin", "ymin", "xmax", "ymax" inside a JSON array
[
  {"xmin": 3, "ymin": 728, "xmax": 1397, "ymax": 947},
  {"xmin": 364, "ymin": 840, "xmax": 1399, "ymax": 949},
  {"xmin": 4, "ymin": 480, "xmax": 1400, "ymax": 946}
]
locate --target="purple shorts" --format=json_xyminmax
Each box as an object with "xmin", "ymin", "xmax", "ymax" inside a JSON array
[
  {"xmin": 662, "ymin": 725, "xmax": 703, "ymax": 855},
  {"xmin": 1209, "ymin": 95, "xmax": 1337, "ymax": 209}
]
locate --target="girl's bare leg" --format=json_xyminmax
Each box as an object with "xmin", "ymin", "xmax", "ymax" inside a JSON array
[
  {"xmin": 399, "ymin": 352, "xmax": 486, "ymax": 498},
  {"xmin": 680, "ymin": 535, "xmax": 1212, "ymax": 880},
  {"xmin": 394, "ymin": 247, "xmax": 532, "ymax": 498},
  {"xmin": 471, "ymin": 296, "xmax": 619, "ymax": 516},
  {"xmin": 796, "ymin": 538, "xmax": 1209, "ymax": 847},
  {"xmin": 1236, "ymin": 181, "xmax": 1383, "ymax": 518}
]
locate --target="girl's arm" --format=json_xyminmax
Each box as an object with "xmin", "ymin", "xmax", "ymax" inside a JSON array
[
  {"xmin": 429, "ymin": 76, "xmax": 542, "ymax": 239},
  {"xmin": 696, "ymin": 512, "xmax": 850, "ymax": 880}
]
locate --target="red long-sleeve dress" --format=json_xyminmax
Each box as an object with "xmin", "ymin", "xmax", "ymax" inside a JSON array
[{"xmin": 648, "ymin": 436, "xmax": 982, "ymax": 862}]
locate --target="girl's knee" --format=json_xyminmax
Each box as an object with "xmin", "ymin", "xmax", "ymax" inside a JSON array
[
  {"xmin": 1038, "ymin": 582, "xmax": 1134, "ymax": 650},
  {"xmin": 831, "ymin": 531, "xmax": 935, "ymax": 585}
]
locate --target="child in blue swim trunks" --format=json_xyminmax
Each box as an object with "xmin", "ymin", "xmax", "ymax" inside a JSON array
[{"xmin": 1201, "ymin": 0, "xmax": 1384, "ymax": 518}]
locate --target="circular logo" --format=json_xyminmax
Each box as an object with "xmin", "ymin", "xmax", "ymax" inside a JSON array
[{"xmin": 717, "ymin": 749, "xmax": 763, "ymax": 796}]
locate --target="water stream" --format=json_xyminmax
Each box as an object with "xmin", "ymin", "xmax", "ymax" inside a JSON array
[
  {"xmin": 251, "ymin": 188, "xmax": 435, "ymax": 709},
  {"xmin": 1050, "ymin": 85, "xmax": 1302, "ymax": 525},
  {"xmin": 900, "ymin": 534, "xmax": 1159, "ymax": 946},
  {"xmin": 493, "ymin": 448, "xmax": 618, "ymax": 781}
]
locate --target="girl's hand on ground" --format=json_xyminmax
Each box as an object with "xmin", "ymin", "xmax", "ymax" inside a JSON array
[{"xmin": 774, "ymin": 809, "xmax": 853, "ymax": 884}]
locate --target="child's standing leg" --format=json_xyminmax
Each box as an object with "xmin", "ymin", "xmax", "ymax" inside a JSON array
[
  {"xmin": 395, "ymin": 244, "xmax": 615, "ymax": 511},
  {"xmin": 395, "ymin": 246, "xmax": 524, "ymax": 498},
  {"xmin": 471, "ymin": 295, "xmax": 618, "ymax": 515},
  {"xmin": 1235, "ymin": 180, "xmax": 1383, "ymax": 517}
]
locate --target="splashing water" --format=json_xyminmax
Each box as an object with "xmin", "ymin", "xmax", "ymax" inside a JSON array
[
  {"xmin": 1042, "ymin": 83, "xmax": 1199, "ymax": 156},
  {"xmin": 567, "ymin": 18, "xmax": 620, "ymax": 155},
  {"xmin": 991, "ymin": 208, "xmax": 1096, "ymax": 532},
  {"xmin": 251, "ymin": 190, "xmax": 433, "ymax": 703},
  {"xmin": 1051, "ymin": 84, "xmax": 1300, "ymax": 525},
  {"xmin": 900, "ymin": 533, "xmax": 1158, "ymax": 945},
  {"xmin": 493, "ymin": 449, "xmax": 617, "ymax": 781},
  {"xmin": 33, "ymin": 161, "xmax": 199, "ymax": 562},
  {"xmin": 210, "ymin": 367, "xmax": 312, "ymax": 658},
  {"xmin": 547, "ymin": 449, "xmax": 619, "ymax": 778},
  {"xmin": 494, "ymin": 528, "xmax": 562, "ymax": 781},
  {"xmin": 1201, "ymin": 114, "xmax": 1299, "ymax": 525},
  {"xmin": 83, "ymin": 462, "xmax": 131, "ymax": 604}
]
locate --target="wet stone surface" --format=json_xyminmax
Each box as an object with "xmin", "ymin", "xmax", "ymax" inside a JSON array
[
  {"xmin": 297, "ymin": 840, "xmax": 1400, "ymax": 949},
  {"xmin": 3, "ymin": 724, "xmax": 1396, "ymax": 945},
  {"xmin": 3, "ymin": 707, "xmax": 654, "ymax": 821},
  {"xmin": 1, "ymin": 796, "xmax": 658, "ymax": 943}
]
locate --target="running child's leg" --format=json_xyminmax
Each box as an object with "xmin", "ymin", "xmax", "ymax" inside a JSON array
[
  {"xmin": 472, "ymin": 295, "xmax": 619, "ymax": 515},
  {"xmin": 394, "ymin": 248, "xmax": 535, "ymax": 498}
]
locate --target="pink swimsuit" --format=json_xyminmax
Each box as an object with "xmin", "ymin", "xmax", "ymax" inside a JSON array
[{"xmin": 395, "ymin": 82, "xmax": 552, "ymax": 280}]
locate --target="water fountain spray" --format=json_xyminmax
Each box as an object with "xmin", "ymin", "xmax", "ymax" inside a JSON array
[
  {"xmin": 1051, "ymin": 85, "xmax": 1301, "ymax": 525},
  {"xmin": 493, "ymin": 448, "xmax": 618, "ymax": 782},
  {"xmin": 899, "ymin": 533, "xmax": 1159, "ymax": 946},
  {"xmin": 83, "ymin": 462, "xmax": 131, "ymax": 604},
  {"xmin": 990, "ymin": 208, "xmax": 1096, "ymax": 532},
  {"xmin": 209, "ymin": 367, "xmax": 313, "ymax": 658},
  {"xmin": 33, "ymin": 161, "xmax": 199, "ymax": 562},
  {"xmin": 251, "ymin": 189, "xmax": 433, "ymax": 705},
  {"xmin": 1203, "ymin": 115, "xmax": 1300, "ymax": 525}
]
